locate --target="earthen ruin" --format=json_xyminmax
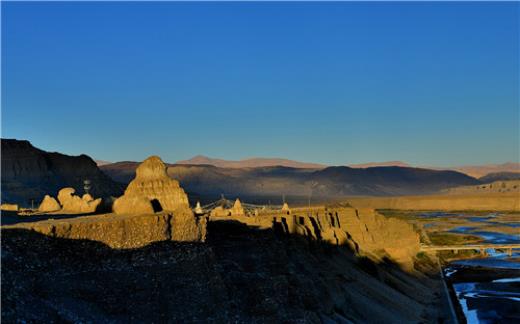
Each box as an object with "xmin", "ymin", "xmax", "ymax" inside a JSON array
[
  {"xmin": 57, "ymin": 187, "xmax": 101, "ymax": 213},
  {"xmin": 35, "ymin": 188, "xmax": 101, "ymax": 214},
  {"xmin": 209, "ymin": 205, "xmax": 420, "ymax": 269},
  {"xmin": 113, "ymin": 156, "xmax": 189, "ymax": 214},
  {"xmin": 112, "ymin": 155, "xmax": 205, "ymax": 242},
  {"xmin": 38, "ymin": 195, "xmax": 61, "ymax": 212}
]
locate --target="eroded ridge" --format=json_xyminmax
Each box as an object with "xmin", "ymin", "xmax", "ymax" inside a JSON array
[{"xmin": 210, "ymin": 205, "xmax": 421, "ymax": 269}]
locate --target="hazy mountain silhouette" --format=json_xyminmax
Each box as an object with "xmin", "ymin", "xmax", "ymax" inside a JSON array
[
  {"xmin": 0, "ymin": 139, "xmax": 484, "ymax": 206},
  {"xmin": 447, "ymin": 162, "xmax": 520, "ymax": 178},
  {"xmin": 479, "ymin": 171, "xmax": 520, "ymax": 183},
  {"xmin": 176, "ymin": 155, "xmax": 326, "ymax": 169},
  {"xmin": 348, "ymin": 161, "xmax": 411, "ymax": 168},
  {"xmin": 101, "ymin": 162, "xmax": 480, "ymax": 203}
]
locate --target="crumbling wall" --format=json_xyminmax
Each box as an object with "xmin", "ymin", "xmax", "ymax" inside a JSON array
[
  {"xmin": 4, "ymin": 212, "xmax": 206, "ymax": 248},
  {"xmin": 35, "ymin": 188, "xmax": 101, "ymax": 214},
  {"xmin": 211, "ymin": 206, "xmax": 420, "ymax": 269}
]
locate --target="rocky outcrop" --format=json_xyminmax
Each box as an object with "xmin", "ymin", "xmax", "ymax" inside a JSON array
[
  {"xmin": 334, "ymin": 208, "xmax": 420, "ymax": 268},
  {"xmin": 1, "ymin": 139, "xmax": 123, "ymax": 206},
  {"xmin": 210, "ymin": 206, "xmax": 420, "ymax": 269},
  {"xmin": 38, "ymin": 195, "xmax": 61, "ymax": 212},
  {"xmin": 113, "ymin": 156, "xmax": 189, "ymax": 214}
]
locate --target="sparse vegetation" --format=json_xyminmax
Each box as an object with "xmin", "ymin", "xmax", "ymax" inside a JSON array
[{"xmin": 428, "ymin": 232, "xmax": 483, "ymax": 245}]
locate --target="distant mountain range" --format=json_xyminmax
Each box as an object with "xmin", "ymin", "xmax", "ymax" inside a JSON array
[
  {"xmin": 478, "ymin": 171, "xmax": 520, "ymax": 183},
  {"xmin": 2, "ymin": 139, "xmax": 517, "ymax": 206},
  {"xmin": 445, "ymin": 163, "xmax": 520, "ymax": 178},
  {"xmin": 95, "ymin": 160, "xmax": 112, "ymax": 166},
  {"xmin": 176, "ymin": 156, "xmax": 520, "ymax": 178},
  {"xmin": 349, "ymin": 161, "xmax": 411, "ymax": 168},
  {"xmin": 101, "ymin": 162, "xmax": 479, "ymax": 204},
  {"xmin": 176, "ymin": 155, "xmax": 326, "ymax": 169}
]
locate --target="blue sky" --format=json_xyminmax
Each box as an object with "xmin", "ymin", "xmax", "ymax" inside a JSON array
[{"xmin": 2, "ymin": 2, "xmax": 519, "ymax": 166}]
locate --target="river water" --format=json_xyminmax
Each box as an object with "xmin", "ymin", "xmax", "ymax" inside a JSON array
[{"xmin": 422, "ymin": 212, "xmax": 520, "ymax": 323}]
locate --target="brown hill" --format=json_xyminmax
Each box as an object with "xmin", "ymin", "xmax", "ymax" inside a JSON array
[
  {"xmin": 176, "ymin": 155, "xmax": 326, "ymax": 169},
  {"xmin": 479, "ymin": 171, "xmax": 520, "ymax": 183},
  {"xmin": 1, "ymin": 139, "xmax": 124, "ymax": 206},
  {"xmin": 349, "ymin": 161, "xmax": 411, "ymax": 168},
  {"xmin": 101, "ymin": 162, "xmax": 480, "ymax": 204},
  {"xmin": 438, "ymin": 162, "xmax": 520, "ymax": 178}
]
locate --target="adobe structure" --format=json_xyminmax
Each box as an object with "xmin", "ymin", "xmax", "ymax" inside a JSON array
[
  {"xmin": 113, "ymin": 155, "xmax": 189, "ymax": 214},
  {"xmin": 6, "ymin": 156, "xmax": 206, "ymax": 247},
  {"xmin": 112, "ymin": 155, "xmax": 205, "ymax": 242},
  {"xmin": 210, "ymin": 205, "xmax": 420, "ymax": 269},
  {"xmin": 36, "ymin": 188, "xmax": 101, "ymax": 214},
  {"xmin": 5, "ymin": 155, "xmax": 420, "ymax": 268}
]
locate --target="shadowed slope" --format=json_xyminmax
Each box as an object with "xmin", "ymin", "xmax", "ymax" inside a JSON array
[
  {"xmin": 2, "ymin": 221, "xmax": 448, "ymax": 323},
  {"xmin": 1, "ymin": 139, "xmax": 124, "ymax": 206},
  {"xmin": 101, "ymin": 162, "xmax": 479, "ymax": 203}
]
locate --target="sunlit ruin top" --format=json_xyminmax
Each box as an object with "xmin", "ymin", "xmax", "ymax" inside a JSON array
[{"xmin": 113, "ymin": 155, "xmax": 189, "ymax": 214}]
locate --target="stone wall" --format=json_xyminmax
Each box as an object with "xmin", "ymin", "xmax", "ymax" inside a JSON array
[{"xmin": 4, "ymin": 212, "xmax": 206, "ymax": 249}]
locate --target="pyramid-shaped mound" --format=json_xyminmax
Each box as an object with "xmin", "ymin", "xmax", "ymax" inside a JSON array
[{"xmin": 113, "ymin": 156, "xmax": 189, "ymax": 214}]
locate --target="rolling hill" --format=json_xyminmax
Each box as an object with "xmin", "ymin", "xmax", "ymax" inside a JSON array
[
  {"xmin": 176, "ymin": 155, "xmax": 326, "ymax": 169},
  {"xmin": 101, "ymin": 162, "xmax": 480, "ymax": 204}
]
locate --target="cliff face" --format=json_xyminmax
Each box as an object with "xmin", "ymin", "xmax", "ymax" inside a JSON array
[
  {"xmin": 210, "ymin": 206, "xmax": 421, "ymax": 269},
  {"xmin": 1, "ymin": 139, "xmax": 124, "ymax": 206},
  {"xmin": 1, "ymin": 218, "xmax": 445, "ymax": 323}
]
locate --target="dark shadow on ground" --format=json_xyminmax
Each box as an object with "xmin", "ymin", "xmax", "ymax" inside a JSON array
[
  {"xmin": 1, "ymin": 211, "xmax": 99, "ymax": 226},
  {"xmin": 2, "ymin": 220, "xmax": 444, "ymax": 323}
]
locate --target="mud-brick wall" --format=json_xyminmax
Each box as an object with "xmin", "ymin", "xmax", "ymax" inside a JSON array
[{"xmin": 3, "ymin": 211, "xmax": 206, "ymax": 249}]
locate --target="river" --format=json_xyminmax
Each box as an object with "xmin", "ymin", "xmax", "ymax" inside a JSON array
[{"xmin": 423, "ymin": 212, "xmax": 520, "ymax": 323}]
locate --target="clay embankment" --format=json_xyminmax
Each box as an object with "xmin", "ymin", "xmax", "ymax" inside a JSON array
[
  {"xmin": 3, "ymin": 211, "xmax": 206, "ymax": 248},
  {"xmin": 211, "ymin": 206, "xmax": 421, "ymax": 269},
  {"xmin": 346, "ymin": 193, "xmax": 520, "ymax": 211},
  {"xmin": 2, "ymin": 219, "xmax": 449, "ymax": 323}
]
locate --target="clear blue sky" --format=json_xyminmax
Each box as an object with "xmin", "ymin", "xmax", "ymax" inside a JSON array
[{"xmin": 2, "ymin": 2, "xmax": 519, "ymax": 166}]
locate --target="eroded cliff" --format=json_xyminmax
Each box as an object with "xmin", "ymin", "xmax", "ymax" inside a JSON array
[{"xmin": 1, "ymin": 139, "xmax": 123, "ymax": 206}]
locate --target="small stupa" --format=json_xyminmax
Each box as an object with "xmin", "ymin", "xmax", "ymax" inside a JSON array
[
  {"xmin": 194, "ymin": 201, "xmax": 204, "ymax": 215},
  {"xmin": 230, "ymin": 198, "xmax": 245, "ymax": 216},
  {"xmin": 281, "ymin": 202, "xmax": 291, "ymax": 214}
]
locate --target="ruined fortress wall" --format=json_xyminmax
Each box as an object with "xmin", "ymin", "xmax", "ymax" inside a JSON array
[
  {"xmin": 346, "ymin": 193, "xmax": 520, "ymax": 211},
  {"xmin": 211, "ymin": 207, "xmax": 420, "ymax": 269},
  {"xmin": 4, "ymin": 212, "xmax": 206, "ymax": 249}
]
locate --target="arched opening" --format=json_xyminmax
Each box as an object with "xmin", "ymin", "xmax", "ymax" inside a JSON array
[{"xmin": 150, "ymin": 199, "xmax": 163, "ymax": 212}]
